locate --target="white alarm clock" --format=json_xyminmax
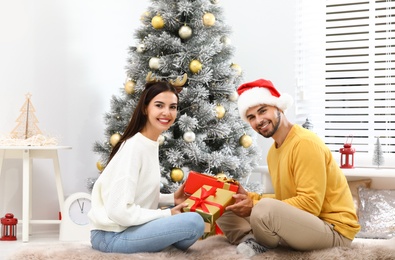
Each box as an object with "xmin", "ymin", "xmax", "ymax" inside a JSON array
[{"xmin": 59, "ymin": 192, "xmax": 92, "ymax": 241}]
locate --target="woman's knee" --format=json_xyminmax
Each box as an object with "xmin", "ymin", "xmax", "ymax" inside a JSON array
[{"xmin": 183, "ymin": 212, "xmax": 205, "ymax": 232}]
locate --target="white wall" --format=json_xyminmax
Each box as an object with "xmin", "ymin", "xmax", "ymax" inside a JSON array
[{"xmin": 0, "ymin": 0, "xmax": 296, "ymax": 232}]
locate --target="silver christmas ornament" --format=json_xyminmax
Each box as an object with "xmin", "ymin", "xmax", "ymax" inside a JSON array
[
  {"xmin": 229, "ymin": 91, "xmax": 238, "ymax": 101},
  {"xmin": 183, "ymin": 131, "xmax": 196, "ymax": 143},
  {"xmin": 157, "ymin": 135, "xmax": 165, "ymax": 145},
  {"xmin": 220, "ymin": 35, "xmax": 232, "ymax": 45},
  {"xmin": 149, "ymin": 57, "xmax": 160, "ymax": 70},
  {"xmin": 178, "ymin": 25, "xmax": 192, "ymax": 40}
]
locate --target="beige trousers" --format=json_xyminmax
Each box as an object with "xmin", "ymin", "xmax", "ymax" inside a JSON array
[{"xmin": 216, "ymin": 198, "xmax": 352, "ymax": 251}]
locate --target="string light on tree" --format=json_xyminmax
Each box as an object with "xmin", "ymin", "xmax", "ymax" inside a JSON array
[
  {"xmin": 178, "ymin": 25, "xmax": 192, "ymax": 40},
  {"xmin": 203, "ymin": 13, "xmax": 216, "ymax": 27},
  {"xmin": 183, "ymin": 130, "xmax": 196, "ymax": 143},
  {"xmin": 239, "ymin": 134, "xmax": 253, "ymax": 148},
  {"xmin": 151, "ymin": 14, "xmax": 164, "ymax": 29},
  {"xmin": 189, "ymin": 59, "xmax": 202, "ymax": 74},
  {"xmin": 170, "ymin": 168, "xmax": 184, "ymax": 182},
  {"xmin": 110, "ymin": 133, "xmax": 121, "ymax": 147},
  {"xmin": 216, "ymin": 104, "xmax": 226, "ymax": 119}
]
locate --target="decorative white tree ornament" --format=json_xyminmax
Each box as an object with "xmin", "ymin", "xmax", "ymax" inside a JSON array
[{"xmin": 11, "ymin": 93, "xmax": 42, "ymax": 139}]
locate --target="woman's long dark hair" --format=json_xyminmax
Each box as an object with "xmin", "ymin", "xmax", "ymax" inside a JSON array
[{"xmin": 107, "ymin": 81, "xmax": 179, "ymax": 164}]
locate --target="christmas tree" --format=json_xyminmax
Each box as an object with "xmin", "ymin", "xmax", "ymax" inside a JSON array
[
  {"xmin": 93, "ymin": 0, "xmax": 259, "ymax": 193},
  {"xmin": 11, "ymin": 93, "xmax": 42, "ymax": 139},
  {"xmin": 372, "ymin": 137, "xmax": 384, "ymax": 167}
]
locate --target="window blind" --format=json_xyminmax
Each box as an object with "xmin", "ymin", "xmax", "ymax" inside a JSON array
[{"xmin": 296, "ymin": 0, "xmax": 394, "ymax": 162}]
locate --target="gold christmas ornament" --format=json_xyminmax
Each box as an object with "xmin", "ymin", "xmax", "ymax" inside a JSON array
[
  {"xmin": 149, "ymin": 57, "xmax": 160, "ymax": 70},
  {"xmin": 239, "ymin": 134, "xmax": 253, "ymax": 148},
  {"xmin": 183, "ymin": 131, "xmax": 196, "ymax": 143},
  {"xmin": 216, "ymin": 104, "xmax": 226, "ymax": 119},
  {"xmin": 178, "ymin": 25, "xmax": 192, "ymax": 40},
  {"xmin": 157, "ymin": 134, "xmax": 165, "ymax": 145},
  {"xmin": 96, "ymin": 161, "xmax": 104, "ymax": 172},
  {"xmin": 229, "ymin": 90, "xmax": 238, "ymax": 102},
  {"xmin": 110, "ymin": 133, "xmax": 121, "ymax": 147},
  {"xmin": 151, "ymin": 14, "xmax": 165, "ymax": 29},
  {"xmin": 189, "ymin": 59, "xmax": 202, "ymax": 74},
  {"xmin": 170, "ymin": 168, "xmax": 184, "ymax": 182},
  {"xmin": 231, "ymin": 63, "xmax": 242, "ymax": 76},
  {"xmin": 140, "ymin": 11, "xmax": 150, "ymax": 22},
  {"xmin": 203, "ymin": 13, "xmax": 216, "ymax": 27},
  {"xmin": 124, "ymin": 80, "xmax": 136, "ymax": 94}
]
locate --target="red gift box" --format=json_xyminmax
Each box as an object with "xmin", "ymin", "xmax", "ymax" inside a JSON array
[{"xmin": 184, "ymin": 171, "xmax": 239, "ymax": 195}]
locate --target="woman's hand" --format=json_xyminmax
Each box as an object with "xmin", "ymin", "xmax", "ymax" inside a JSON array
[
  {"xmin": 174, "ymin": 182, "xmax": 189, "ymax": 205},
  {"xmin": 171, "ymin": 202, "xmax": 188, "ymax": 215}
]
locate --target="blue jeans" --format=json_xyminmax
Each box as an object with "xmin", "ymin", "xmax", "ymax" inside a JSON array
[{"xmin": 90, "ymin": 212, "xmax": 205, "ymax": 253}]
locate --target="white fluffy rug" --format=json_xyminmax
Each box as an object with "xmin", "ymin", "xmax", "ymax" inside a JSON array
[{"xmin": 7, "ymin": 235, "xmax": 395, "ymax": 260}]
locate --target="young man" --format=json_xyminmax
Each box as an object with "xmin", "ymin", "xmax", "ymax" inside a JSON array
[{"xmin": 216, "ymin": 79, "xmax": 360, "ymax": 257}]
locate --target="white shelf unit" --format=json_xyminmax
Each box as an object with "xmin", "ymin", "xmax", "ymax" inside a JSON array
[
  {"xmin": 254, "ymin": 166, "xmax": 395, "ymax": 192},
  {"xmin": 342, "ymin": 168, "xmax": 395, "ymax": 189}
]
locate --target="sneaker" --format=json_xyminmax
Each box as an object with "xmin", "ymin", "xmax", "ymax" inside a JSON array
[{"xmin": 236, "ymin": 238, "xmax": 268, "ymax": 257}]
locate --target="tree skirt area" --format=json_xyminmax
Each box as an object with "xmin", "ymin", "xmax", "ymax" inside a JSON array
[{"xmin": 7, "ymin": 235, "xmax": 395, "ymax": 260}]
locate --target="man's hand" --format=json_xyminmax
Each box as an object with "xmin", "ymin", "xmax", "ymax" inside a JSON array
[{"xmin": 226, "ymin": 193, "xmax": 253, "ymax": 218}]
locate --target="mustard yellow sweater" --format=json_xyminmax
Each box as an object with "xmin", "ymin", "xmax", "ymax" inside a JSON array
[{"xmin": 248, "ymin": 124, "xmax": 360, "ymax": 240}]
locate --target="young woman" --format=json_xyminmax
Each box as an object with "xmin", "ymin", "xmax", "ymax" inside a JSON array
[{"xmin": 88, "ymin": 81, "xmax": 205, "ymax": 253}]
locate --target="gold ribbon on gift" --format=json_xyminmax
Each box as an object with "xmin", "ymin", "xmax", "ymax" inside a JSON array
[
  {"xmin": 189, "ymin": 186, "xmax": 224, "ymax": 215},
  {"xmin": 215, "ymin": 176, "xmax": 239, "ymax": 191},
  {"xmin": 216, "ymin": 176, "xmax": 239, "ymax": 185}
]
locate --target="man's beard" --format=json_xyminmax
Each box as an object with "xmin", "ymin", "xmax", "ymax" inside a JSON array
[{"xmin": 258, "ymin": 110, "xmax": 281, "ymax": 138}]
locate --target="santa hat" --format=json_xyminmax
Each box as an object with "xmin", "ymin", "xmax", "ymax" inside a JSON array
[{"xmin": 237, "ymin": 79, "xmax": 293, "ymax": 122}]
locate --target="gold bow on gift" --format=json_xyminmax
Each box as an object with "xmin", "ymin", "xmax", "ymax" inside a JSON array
[{"xmin": 215, "ymin": 176, "xmax": 239, "ymax": 186}]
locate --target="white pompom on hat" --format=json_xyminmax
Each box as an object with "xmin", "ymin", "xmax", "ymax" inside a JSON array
[{"xmin": 237, "ymin": 79, "xmax": 293, "ymax": 122}]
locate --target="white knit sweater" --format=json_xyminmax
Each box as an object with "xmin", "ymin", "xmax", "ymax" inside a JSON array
[{"xmin": 88, "ymin": 132, "xmax": 174, "ymax": 232}]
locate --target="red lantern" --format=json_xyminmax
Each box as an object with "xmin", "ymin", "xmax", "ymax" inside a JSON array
[
  {"xmin": 1, "ymin": 213, "xmax": 18, "ymax": 241},
  {"xmin": 340, "ymin": 136, "xmax": 355, "ymax": 169}
]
